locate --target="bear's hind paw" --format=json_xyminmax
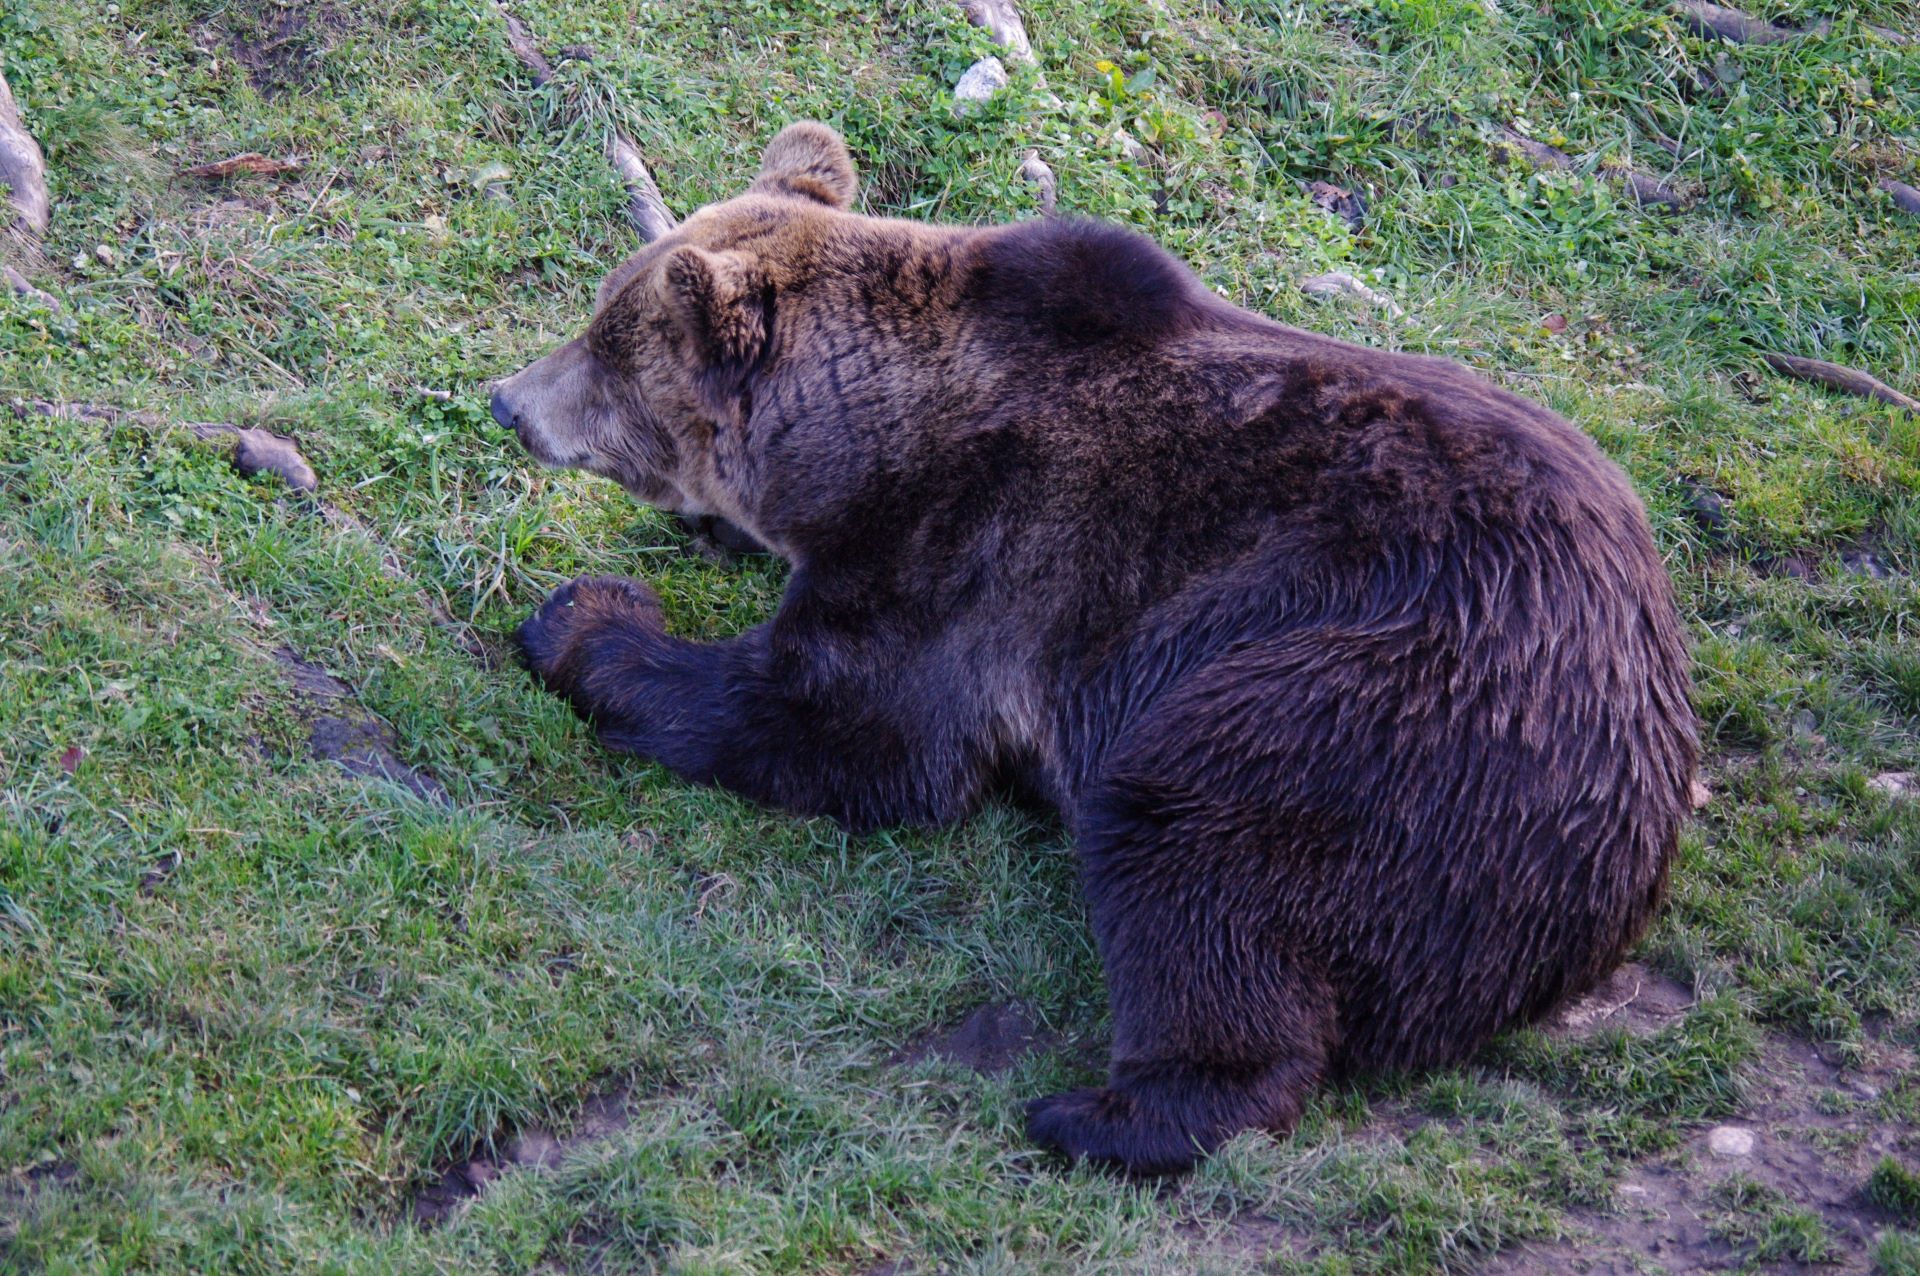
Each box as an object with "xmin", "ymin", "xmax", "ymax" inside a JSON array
[{"xmin": 1025, "ymin": 1087, "xmax": 1205, "ymax": 1177}]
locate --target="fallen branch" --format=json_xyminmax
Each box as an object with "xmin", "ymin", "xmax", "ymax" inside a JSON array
[
  {"xmin": 14, "ymin": 399, "xmax": 320, "ymax": 491},
  {"xmin": 494, "ymin": 3, "xmax": 676, "ymax": 243},
  {"xmin": 1017, "ymin": 150, "xmax": 1057, "ymax": 215},
  {"xmin": 0, "ymin": 71, "xmax": 50, "ymax": 241},
  {"xmin": 5, "ymin": 263, "xmax": 58, "ymax": 309},
  {"xmin": 182, "ymin": 152, "xmax": 304, "ymax": 180},
  {"xmin": 1673, "ymin": 0, "xmax": 1829, "ymax": 44},
  {"xmin": 15, "ymin": 397, "xmax": 496, "ymax": 661},
  {"xmin": 1492, "ymin": 127, "xmax": 1685, "ymax": 210},
  {"xmin": 1621, "ymin": 170, "xmax": 1686, "ymax": 210},
  {"xmin": 498, "ymin": 6, "xmax": 555, "ymax": 85},
  {"xmin": 1761, "ymin": 353, "xmax": 1920, "ymax": 415},
  {"xmin": 606, "ymin": 134, "xmax": 676, "ymax": 243},
  {"xmin": 958, "ymin": 0, "xmax": 1036, "ymax": 66}
]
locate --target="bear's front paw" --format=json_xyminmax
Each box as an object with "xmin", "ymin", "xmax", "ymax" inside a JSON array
[
  {"xmin": 1026, "ymin": 1087, "xmax": 1201, "ymax": 1177},
  {"xmin": 515, "ymin": 575, "xmax": 664, "ymax": 696}
]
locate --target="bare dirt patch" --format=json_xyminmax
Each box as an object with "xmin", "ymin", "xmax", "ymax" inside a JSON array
[
  {"xmin": 1485, "ymin": 999, "xmax": 1917, "ymax": 1274},
  {"xmin": 892, "ymin": 1000, "xmax": 1056, "ymax": 1075},
  {"xmin": 410, "ymin": 1086, "xmax": 638, "ymax": 1227},
  {"xmin": 208, "ymin": 2, "xmax": 350, "ymax": 97},
  {"xmin": 272, "ymin": 646, "xmax": 448, "ymax": 803},
  {"xmin": 1549, "ymin": 962, "xmax": 1697, "ymax": 1040}
]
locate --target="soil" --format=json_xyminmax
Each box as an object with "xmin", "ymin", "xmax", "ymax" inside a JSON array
[
  {"xmin": 891, "ymin": 1000, "xmax": 1056, "ymax": 1075},
  {"xmin": 1481, "ymin": 970, "xmax": 1916, "ymax": 1275},
  {"xmin": 272, "ymin": 646, "xmax": 449, "ymax": 803},
  {"xmin": 411, "ymin": 1086, "xmax": 639, "ymax": 1227},
  {"xmin": 208, "ymin": 2, "xmax": 350, "ymax": 97}
]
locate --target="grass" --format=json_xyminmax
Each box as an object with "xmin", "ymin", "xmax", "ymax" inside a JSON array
[{"xmin": 2, "ymin": 0, "xmax": 1918, "ymax": 1271}]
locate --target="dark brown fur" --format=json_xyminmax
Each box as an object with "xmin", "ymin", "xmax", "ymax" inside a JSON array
[{"xmin": 493, "ymin": 123, "xmax": 1697, "ymax": 1174}]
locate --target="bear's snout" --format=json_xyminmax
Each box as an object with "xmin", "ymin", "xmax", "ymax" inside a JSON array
[{"xmin": 490, "ymin": 388, "xmax": 523, "ymax": 439}]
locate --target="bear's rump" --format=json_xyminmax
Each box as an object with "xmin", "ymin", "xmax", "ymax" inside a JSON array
[{"xmin": 1074, "ymin": 579, "xmax": 1684, "ymax": 1073}]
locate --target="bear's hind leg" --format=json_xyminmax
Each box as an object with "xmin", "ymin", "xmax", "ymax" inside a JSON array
[{"xmin": 1026, "ymin": 834, "xmax": 1337, "ymax": 1174}]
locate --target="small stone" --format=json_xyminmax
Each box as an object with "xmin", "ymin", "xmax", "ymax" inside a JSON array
[
  {"xmin": 1114, "ymin": 128, "xmax": 1145, "ymax": 161},
  {"xmin": 1690, "ymin": 779, "xmax": 1712, "ymax": 809},
  {"xmin": 1541, "ymin": 312, "xmax": 1569, "ymax": 334},
  {"xmin": 93, "ymin": 244, "xmax": 115, "ymax": 266},
  {"xmin": 1707, "ymin": 1125, "xmax": 1755, "ymax": 1157},
  {"xmin": 1881, "ymin": 179, "xmax": 1920, "ymax": 217},
  {"xmin": 1869, "ymin": 772, "xmax": 1913, "ymax": 798},
  {"xmin": 953, "ymin": 57, "xmax": 1007, "ymax": 114},
  {"xmin": 1681, "ymin": 481, "xmax": 1729, "ymax": 535}
]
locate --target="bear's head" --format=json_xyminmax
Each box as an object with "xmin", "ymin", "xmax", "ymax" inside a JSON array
[{"xmin": 489, "ymin": 122, "xmax": 858, "ymax": 534}]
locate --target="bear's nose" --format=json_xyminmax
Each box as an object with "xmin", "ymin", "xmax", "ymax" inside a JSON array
[{"xmin": 489, "ymin": 389, "xmax": 520, "ymax": 434}]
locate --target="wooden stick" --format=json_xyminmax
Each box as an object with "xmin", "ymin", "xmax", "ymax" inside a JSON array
[
  {"xmin": 1493, "ymin": 128, "xmax": 1686, "ymax": 210},
  {"xmin": 1017, "ymin": 150, "xmax": 1056, "ymax": 216},
  {"xmin": 497, "ymin": 5, "xmax": 555, "ymax": 86},
  {"xmin": 493, "ymin": 3, "xmax": 676, "ymax": 243},
  {"xmin": 12, "ymin": 399, "xmax": 320, "ymax": 491},
  {"xmin": 0, "ymin": 70, "xmax": 50, "ymax": 241},
  {"xmin": 1673, "ymin": 1, "xmax": 1828, "ymax": 44},
  {"xmin": 1761, "ymin": 353, "xmax": 1920, "ymax": 415},
  {"xmin": 606, "ymin": 134, "xmax": 677, "ymax": 243}
]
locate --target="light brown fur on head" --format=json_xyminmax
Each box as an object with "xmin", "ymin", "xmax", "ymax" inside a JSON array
[{"xmin": 489, "ymin": 123, "xmax": 861, "ymax": 540}]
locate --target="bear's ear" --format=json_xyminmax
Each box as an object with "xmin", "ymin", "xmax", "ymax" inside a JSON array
[
  {"xmin": 656, "ymin": 244, "xmax": 772, "ymax": 417},
  {"xmin": 750, "ymin": 121, "xmax": 857, "ymax": 210}
]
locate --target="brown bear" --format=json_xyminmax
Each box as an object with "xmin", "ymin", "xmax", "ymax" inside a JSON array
[{"xmin": 492, "ymin": 122, "xmax": 1697, "ymax": 1174}]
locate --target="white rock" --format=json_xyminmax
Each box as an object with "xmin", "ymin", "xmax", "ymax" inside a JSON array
[
  {"xmin": 1114, "ymin": 128, "xmax": 1145, "ymax": 161},
  {"xmin": 1690, "ymin": 779, "xmax": 1712, "ymax": 809},
  {"xmin": 1869, "ymin": 772, "xmax": 1913, "ymax": 798},
  {"xmin": 953, "ymin": 57, "xmax": 1007, "ymax": 114},
  {"xmin": 1707, "ymin": 1125, "xmax": 1755, "ymax": 1157}
]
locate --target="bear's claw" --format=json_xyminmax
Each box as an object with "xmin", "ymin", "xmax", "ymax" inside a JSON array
[{"xmin": 515, "ymin": 574, "xmax": 663, "ymax": 693}]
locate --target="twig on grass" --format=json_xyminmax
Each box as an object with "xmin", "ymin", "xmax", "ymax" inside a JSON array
[
  {"xmin": 1760, "ymin": 353, "xmax": 1920, "ymax": 415},
  {"xmin": 493, "ymin": 2, "xmax": 677, "ymax": 243}
]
